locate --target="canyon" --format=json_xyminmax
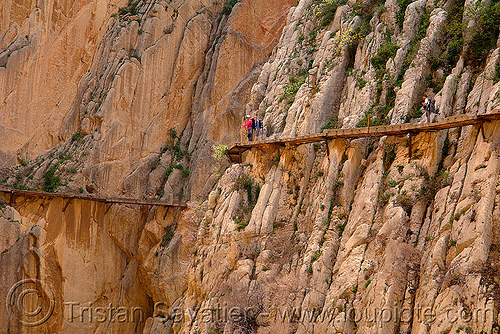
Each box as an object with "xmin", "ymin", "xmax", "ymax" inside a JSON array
[{"xmin": 2, "ymin": 0, "xmax": 500, "ymax": 333}]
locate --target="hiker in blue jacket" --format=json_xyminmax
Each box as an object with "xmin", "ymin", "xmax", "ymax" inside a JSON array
[{"xmin": 253, "ymin": 116, "xmax": 263, "ymax": 141}]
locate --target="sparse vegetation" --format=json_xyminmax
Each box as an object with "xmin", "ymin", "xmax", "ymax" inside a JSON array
[
  {"xmin": 58, "ymin": 153, "xmax": 71, "ymax": 161},
  {"xmin": 169, "ymin": 128, "xmax": 177, "ymax": 139},
  {"xmin": 308, "ymin": 251, "xmax": 321, "ymax": 276},
  {"xmin": 321, "ymin": 117, "xmax": 338, "ymax": 132},
  {"xmin": 396, "ymin": 0, "xmax": 413, "ymax": 28},
  {"xmin": 371, "ymin": 37, "xmax": 399, "ymax": 72},
  {"xmin": 232, "ymin": 174, "xmax": 260, "ymax": 231},
  {"xmin": 494, "ymin": 60, "xmax": 500, "ymax": 83},
  {"xmin": 13, "ymin": 184, "xmax": 33, "ymax": 191},
  {"xmin": 317, "ymin": 0, "xmax": 347, "ymax": 27},
  {"xmin": 395, "ymin": 192, "xmax": 413, "ymax": 216},
  {"xmin": 172, "ymin": 140, "xmax": 187, "ymax": 160},
  {"xmin": 311, "ymin": 250, "xmax": 322, "ymax": 263},
  {"xmin": 382, "ymin": 143, "xmax": 396, "ymax": 170},
  {"xmin": 405, "ymin": 104, "xmax": 423, "ymax": 122},
  {"xmin": 464, "ymin": 1, "xmax": 500, "ymax": 67},
  {"xmin": 438, "ymin": 135, "xmax": 450, "ymax": 172},
  {"xmin": 156, "ymin": 130, "xmax": 191, "ymax": 197},
  {"xmin": 234, "ymin": 174, "xmax": 260, "ymax": 206},
  {"xmin": 71, "ymin": 132, "xmax": 84, "ymax": 142},
  {"xmin": 356, "ymin": 77, "xmax": 367, "ymax": 89},
  {"xmin": 428, "ymin": 0, "xmax": 500, "ymax": 79},
  {"xmin": 357, "ymin": 104, "xmax": 391, "ymax": 128},
  {"xmin": 280, "ymin": 73, "xmax": 307, "ymax": 103},
  {"xmin": 337, "ymin": 221, "xmax": 347, "ymax": 237},
  {"xmin": 222, "ymin": 0, "xmax": 239, "ymax": 15},
  {"xmin": 118, "ymin": 0, "xmax": 140, "ymax": 16},
  {"xmin": 164, "ymin": 165, "xmax": 174, "ymax": 178},
  {"xmin": 43, "ymin": 165, "xmax": 62, "ymax": 192},
  {"xmin": 160, "ymin": 224, "xmax": 177, "ymax": 247},
  {"xmin": 379, "ymin": 191, "xmax": 393, "ymax": 207},
  {"xmin": 429, "ymin": 5, "xmax": 461, "ymax": 76},
  {"xmin": 417, "ymin": 170, "xmax": 450, "ymax": 203},
  {"xmin": 213, "ymin": 145, "xmax": 229, "ymax": 162},
  {"xmin": 234, "ymin": 218, "xmax": 248, "ymax": 231},
  {"xmin": 173, "ymin": 164, "xmax": 190, "ymax": 178}
]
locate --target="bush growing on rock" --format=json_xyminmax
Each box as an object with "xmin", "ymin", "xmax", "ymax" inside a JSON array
[
  {"xmin": 43, "ymin": 165, "xmax": 62, "ymax": 192},
  {"xmin": 371, "ymin": 38, "xmax": 399, "ymax": 72},
  {"xmin": 222, "ymin": 0, "xmax": 239, "ymax": 15},
  {"xmin": 317, "ymin": 0, "xmax": 347, "ymax": 27}
]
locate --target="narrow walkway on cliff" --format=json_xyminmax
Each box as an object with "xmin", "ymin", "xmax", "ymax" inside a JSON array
[
  {"xmin": 0, "ymin": 186, "xmax": 187, "ymax": 209},
  {"xmin": 227, "ymin": 111, "xmax": 500, "ymax": 163}
]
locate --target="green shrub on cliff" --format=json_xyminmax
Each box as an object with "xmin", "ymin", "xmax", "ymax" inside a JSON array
[
  {"xmin": 371, "ymin": 38, "xmax": 399, "ymax": 71},
  {"xmin": 222, "ymin": 0, "xmax": 239, "ymax": 15},
  {"xmin": 43, "ymin": 165, "xmax": 62, "ymax": 192},
  {"xmin": 317, "ymin": 0, "xmax": 347, "ymax": 27}
]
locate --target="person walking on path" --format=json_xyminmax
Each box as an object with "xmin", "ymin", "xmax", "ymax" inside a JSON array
[
  {"xmin": 421, "ymin": 95, "xmax": 431, "ymax": 123},
  {"xmin": 251, "ymin": 116, "xmax": 256, "ymax": 140},
  {"xmin": 253, "ymin": 116, "xmax": 262, "ymax": 141},
  {"xmin": 242, "ymin": 115, "xmax": 253, "ymax": 141}
]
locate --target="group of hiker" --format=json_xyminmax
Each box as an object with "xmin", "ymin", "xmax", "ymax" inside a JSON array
[
  {"xmin": 242, "ymin": 115, "xmax": 263, "ymax": 141},
  {"xmin": 241, "ymin": 96, "xmax": 436, "ymax": 142}
]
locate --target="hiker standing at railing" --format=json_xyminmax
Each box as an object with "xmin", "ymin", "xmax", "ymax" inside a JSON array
[
  {"xmin": 253, "ymin": 115, "xmax": 263, "ymax": 141},
  {"xmin": 421, "ymin": 95, "xmax": 431, "ymax": 123},
  {"xmin": 242, "ymin": 115, "xmax": 253, "ymax": 141}
]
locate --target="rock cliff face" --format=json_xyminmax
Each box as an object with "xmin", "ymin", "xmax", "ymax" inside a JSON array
[
  {"xmin": 0, "ymin": 196, "xmax": 187, "ymax": 333},
  {"xmin": 2, "ymin": 0, "xmax": 500, "ymax": 333}
]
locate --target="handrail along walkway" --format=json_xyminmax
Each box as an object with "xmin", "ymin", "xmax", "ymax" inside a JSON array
[
  {"xmin": 227, "ymin": 111, "xmax": 500, "ymax": 162},
  {"xmin": 0, "ymin": 186, "xmax": 187, "ymax": 211}
]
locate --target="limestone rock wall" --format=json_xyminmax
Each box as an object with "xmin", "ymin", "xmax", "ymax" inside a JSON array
[
  {"xmin": 140, "ymin": 0, "xmax": 500, "ymax": 332},
  {"xmin": 1, "ymin": 0, "xmax": 295, "ymax": 201},
  {"xmin": 0, "ymin": 0, "xmax": 128, "ymax": 163},
  {"xmin": 162, "ymin": 112, "xmax": 500, "ymax": 334},
  {"xmin": 0, "ymin": 196, "xmax": 189, "ymax": 333},
  {"xmin": 3, "ymin": 0, "xmax": 500, "ymax": 333}
]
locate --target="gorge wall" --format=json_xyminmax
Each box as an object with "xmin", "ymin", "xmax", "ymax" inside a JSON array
[{"xmin": 2, "ymin": 0, "xmax": 500, "ymax": 333}]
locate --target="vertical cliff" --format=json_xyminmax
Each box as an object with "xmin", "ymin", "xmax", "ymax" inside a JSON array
[
  {"xmin": 1, "ymin": 0, "xmax": 295, "ymax": 202},
  {"xmin": 2, "ymin": 0, "xmax": 500, "ymax": 333}
]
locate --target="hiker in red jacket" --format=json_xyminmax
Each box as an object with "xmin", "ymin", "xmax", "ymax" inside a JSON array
[{"xmin": 242, "ymin": 115, "xmax": 253, "ymax": 141}]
